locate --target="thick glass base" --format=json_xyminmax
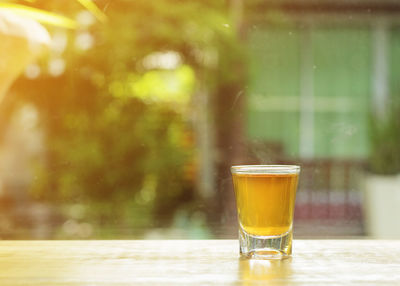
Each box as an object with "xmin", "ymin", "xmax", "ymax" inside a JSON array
[{"xmin": 239, "ymin": 226, "xmax": 292, "ymax": 260}]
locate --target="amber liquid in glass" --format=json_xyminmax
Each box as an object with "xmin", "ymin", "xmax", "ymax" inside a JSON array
[{"xmin": 232, "ymin": 173, "xmax": 298, "ymax": 236}]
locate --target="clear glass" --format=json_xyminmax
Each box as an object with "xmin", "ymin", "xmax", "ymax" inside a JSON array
[{"xmin": 231, "ymin": 165, "xmax": 300, "ymax": 259}]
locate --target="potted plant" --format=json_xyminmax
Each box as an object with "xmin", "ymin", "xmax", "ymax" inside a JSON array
[{"xmin": 363, "ymin": 101, "xmax": 400, "ymax": 238}]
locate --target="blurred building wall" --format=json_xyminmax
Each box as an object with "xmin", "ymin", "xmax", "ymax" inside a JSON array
[{"xmin": 219, "ymin": 0, "xmax": 400, "ymax": 236}]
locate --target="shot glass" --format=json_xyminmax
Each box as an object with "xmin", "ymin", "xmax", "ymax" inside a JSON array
[{"xmin": 231, "ymin": 165, "xmax": 300, "ymax": 259}]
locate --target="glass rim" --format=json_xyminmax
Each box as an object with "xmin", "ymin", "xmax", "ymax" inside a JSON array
[{"xmin": 231, "ymin": 165, "xmax": 300, "ymax": 174}]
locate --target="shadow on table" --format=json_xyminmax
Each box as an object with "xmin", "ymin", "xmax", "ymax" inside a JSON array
[{"xmin": 238, "ymin": 257, "xmax": 293, "ymax": 285}]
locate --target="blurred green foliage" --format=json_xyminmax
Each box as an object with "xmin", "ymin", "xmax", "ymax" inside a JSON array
[
  {"xmin": 10, "ymin": 0, "xmax": 242, "ymax": 236},
  {"xmin": 368, "ymin": 100, "xmax": 400, "ymax": 175}
]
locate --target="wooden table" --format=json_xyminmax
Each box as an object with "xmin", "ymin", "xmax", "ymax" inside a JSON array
[{"xmin": 1, "ymin": 240, "xmax": 399, "ymax": 285}]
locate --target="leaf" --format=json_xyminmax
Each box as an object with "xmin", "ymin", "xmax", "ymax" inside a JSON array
[
  {"xmin": 76, "ymin": 0, "xmax": 107, "ymax": 23},
  {"xmin": 0, "ymin": 3, "xmax": 77, "ymax": 29}
]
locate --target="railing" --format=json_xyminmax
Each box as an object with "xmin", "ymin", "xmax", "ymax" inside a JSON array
[
  {"xmin": 280, "ymin": 159, "xmax": 366, "ymax": 236},
  {"xmin": 289, "ymin": 160, "xmax": 364, "ymax": 219}
]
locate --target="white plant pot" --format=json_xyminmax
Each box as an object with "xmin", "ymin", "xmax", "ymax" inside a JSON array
[{"xmin": 363, "ymin": 174, "xmax": 400, "ymax": 238}]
